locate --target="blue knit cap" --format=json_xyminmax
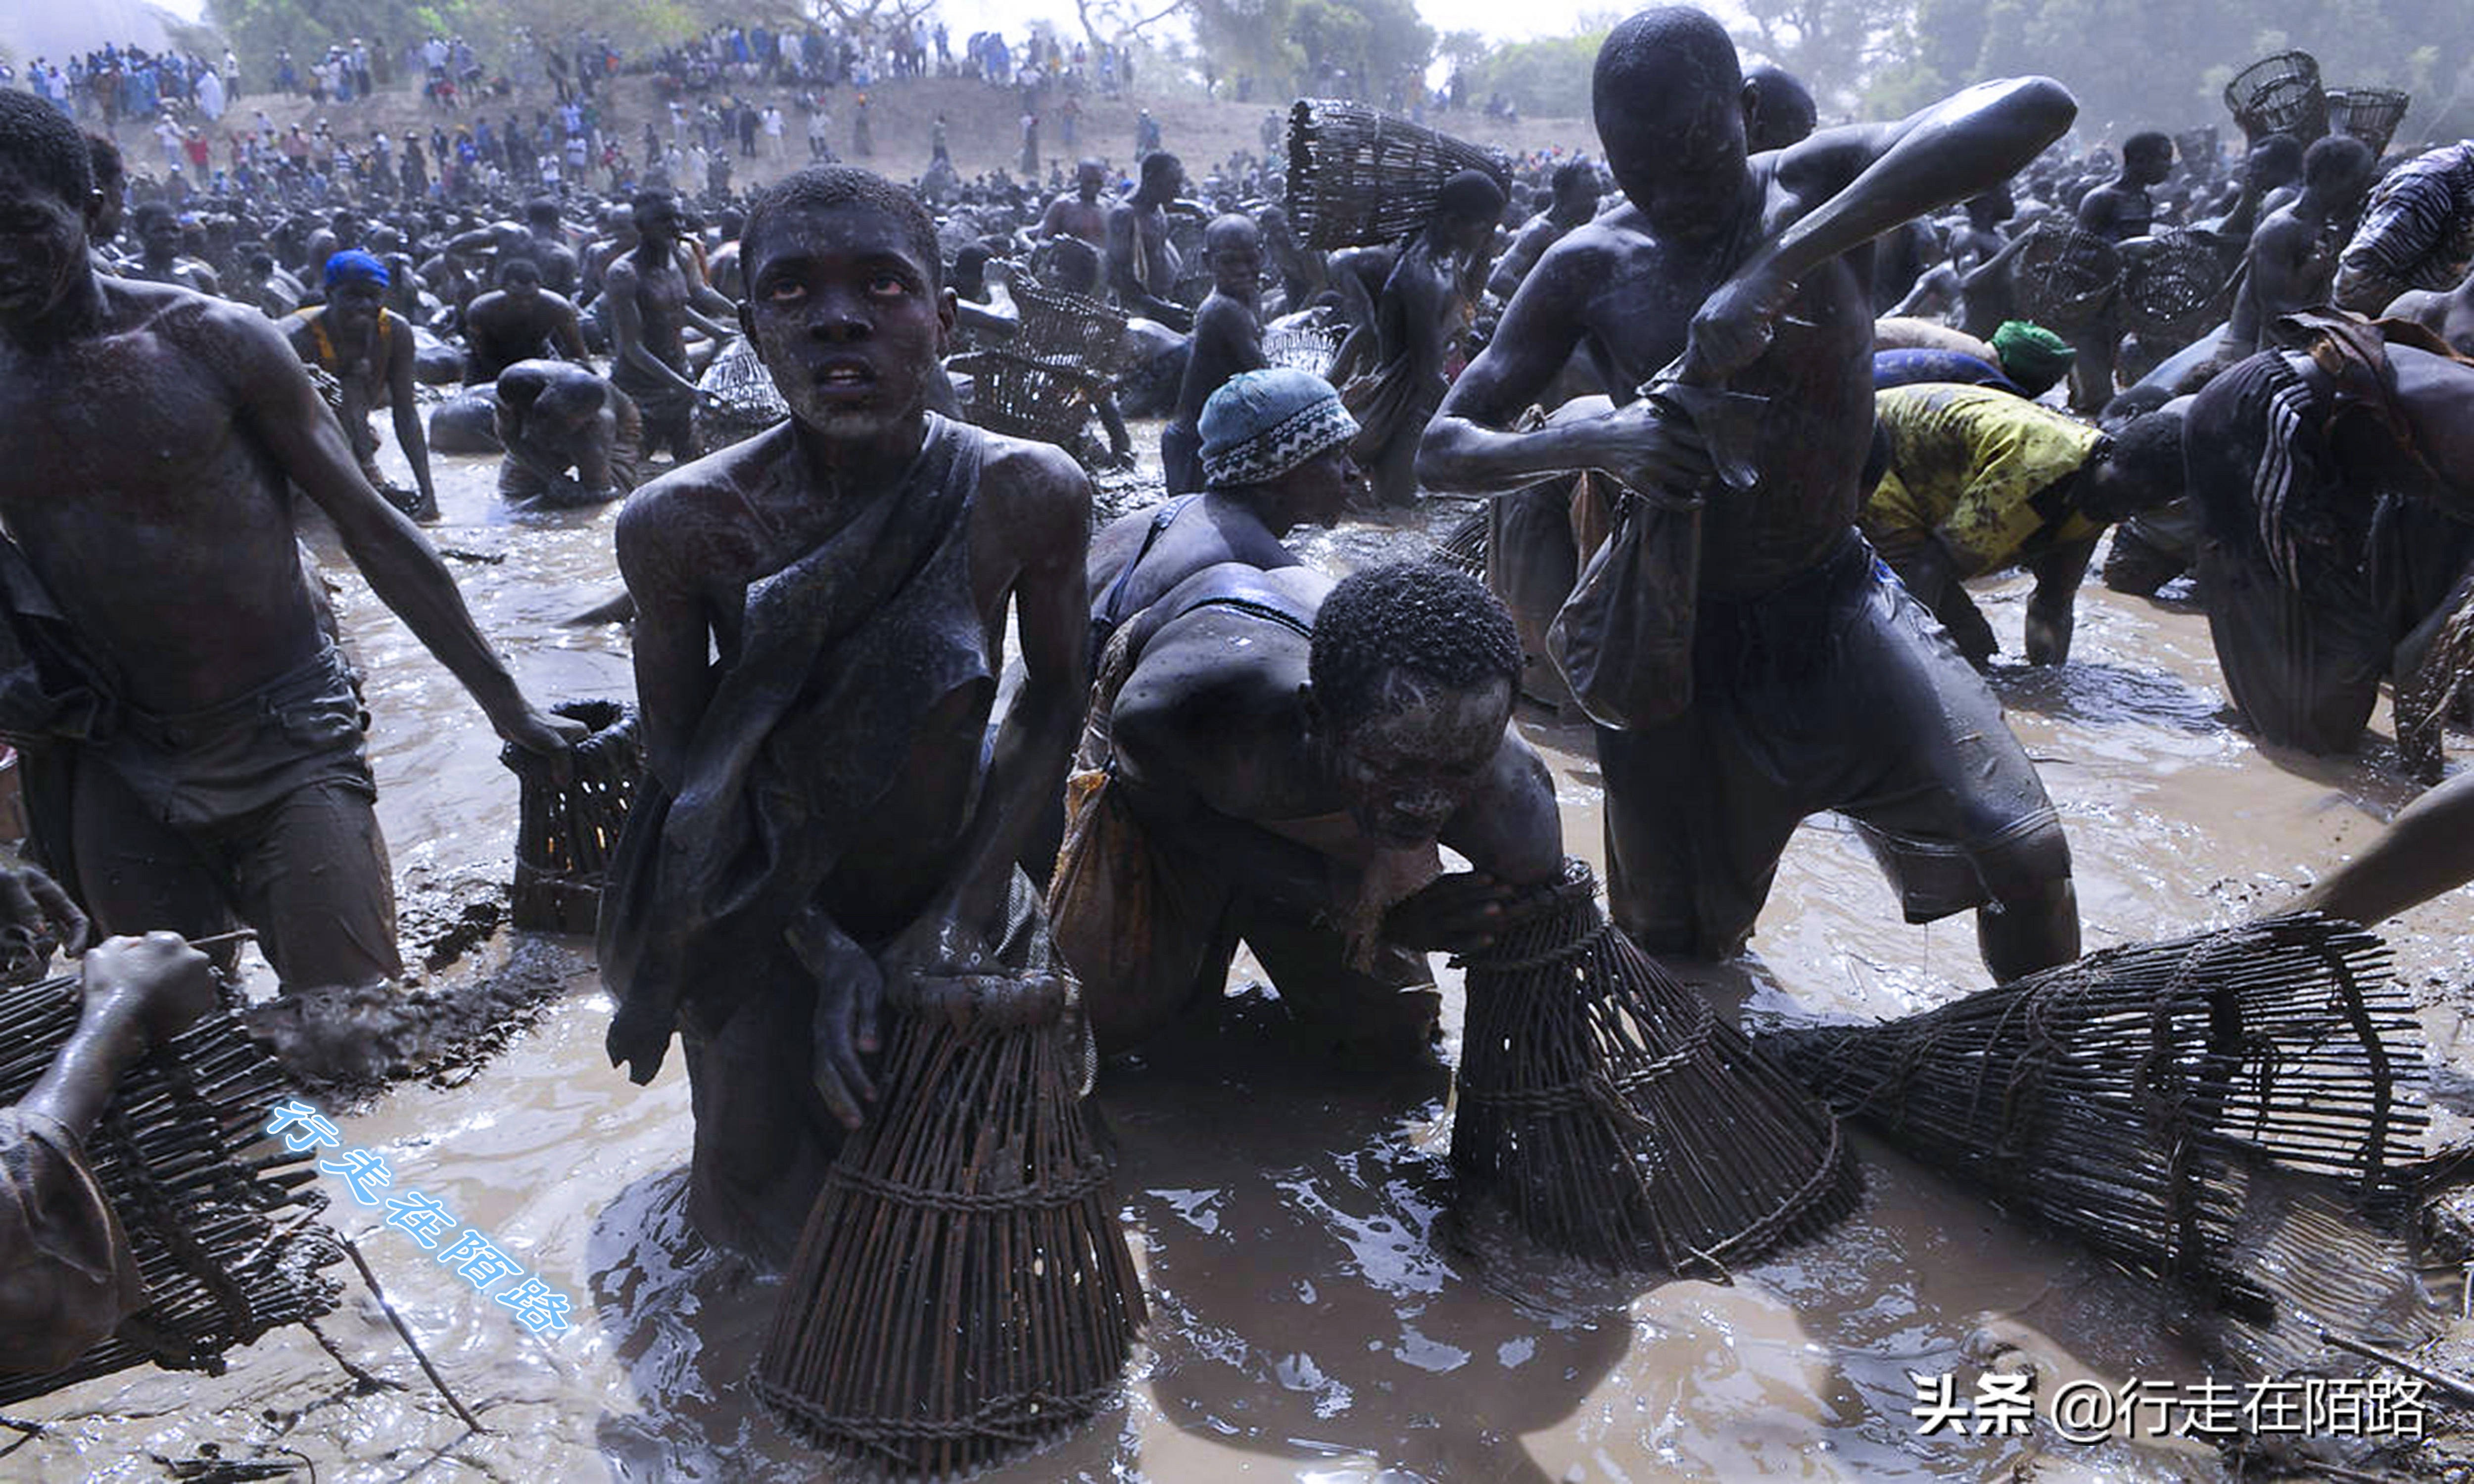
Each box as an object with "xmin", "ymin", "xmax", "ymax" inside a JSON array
[
  {"xmin": 1198, "ymin": 368, "xmax": 1356, "ymax": 489},
  {"xmin": 323, "ymin": 248, "xmax": 390, "ymax": 289}
]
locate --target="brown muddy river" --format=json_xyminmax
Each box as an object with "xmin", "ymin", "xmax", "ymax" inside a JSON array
[{"xmin": 10, "ymin": 428, "xmax": 2470, "ymax": 1483}]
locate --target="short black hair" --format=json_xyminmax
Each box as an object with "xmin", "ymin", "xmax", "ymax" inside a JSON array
[
  {"xmin": 1596, "ymin": 8, "xmax": 1742, "ymax": 136},
  {"xmin": 1435, "ymin": 168, "xmax": 1506, "ymax": 224},
  {"xmin": 740, "ymin": 165, "xmax": 942, "ymax": 290},
  {"xmin": 1140, "ymin": 150, "xmax": 1182, "ymax": 183},
  {"xmin": 1310, "ymin": 563, "xmax": 1522, "ymax": 733},
  {"xmin": 629, "ymin": 187, "xmax": 675, "ymax": 223},
  {"xmin": 131, "ymin": 200, "xmax": 175, "ymax": 232},
  {"xmin": 2303, "ymin": 134, "xmax": 2374, "ymax": 191},
  {"xmin": 85, "ymin": 132, "xmax": 122, "ymax": 193},
  {"xmin": 498, "ymin": 255, "xmax": 541, "ymax": 285},
  {"xmin": 2124, "ymin": 131, "xmax": 2174, "ymax": 166},
  {"xmin": 1550, "ymin": 159, "xmax": 1594, "ymax": 195},
  {"xmin": 2249, "ymin": 133, "xmax": 2303, "ymax": 178},
  {"xmin": 0, "ymin": 91, "xmax": 95, "ymax": 203},
  {"xmin": 2100, "ymin": 407, "xmax": 2185, "ymax": 507}
]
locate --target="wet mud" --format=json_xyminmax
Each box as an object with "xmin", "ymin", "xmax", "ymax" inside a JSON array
[{"xmin": 9, "ymin": 434, "xmax": 2474, "ymax": 1482}]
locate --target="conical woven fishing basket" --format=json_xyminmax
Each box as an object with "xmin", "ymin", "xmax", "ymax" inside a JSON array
[
  {"xmin": 2395, "ymin": 567, "xmax": 2474, "ymax": 782},
  {"xmin": 501, "ymin": 698, "xmax": 643, "ymax": 934},
  {"xmin": 1286, "ymin": 99, "xmax": 1512, "ymax": 250},
  {"xmin": 0, "ymin": 977, "xmax": 343, "ymax": 1405},
  {"xmin": 1430, "ymin": 504, "xmax": 1489, "ymax": 576},
  {"xmin": 1451, "ymin": 860, "xmax": 1859, "ymax": 1277},
  {"xmin": 2225, "ymin": 51, "xmax": 2328, "ymax": 143},
  {"xmin": 756, "ymin": 971, "xmax": 1144, "ymax": 1477},
  {"xmin": 2012, "ymin": 223, "xmax": 2121, "ymax": 329},
  {"xmin": 695, "ymin": 334, "xmax": 791, "ymax": 447},
  {"xmin": 2329, "ymin": 87, "xmax": 2412, "ymax": 156},
  {"xmin": 950, "ymin": 349, "xmax": 1110, "ymax": 453},
  {"xmin": 2123, "ymin": 228, "xmax": 2233, "ymax": 341},
  {"xmin": 1760, "ymin": 915, "xmax": 2426, "ymax": 1317},
  {"xmin": 1014, "ymin": 280, "xmax": 1130, "ymax": 377},
  {"xmin": 1261, "ymin": 322, "xmax": 1341, "ymax": 376}
]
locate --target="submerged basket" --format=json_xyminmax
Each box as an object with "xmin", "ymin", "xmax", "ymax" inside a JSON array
[
  {"xmin": 0, "ymin": 978, "xmax": 343, "ymax": 1405},
  {"xmin": 1286, "ymin": 99, "xmax": 1512, "ymax": 250},
  {"xmin": 1760, "ymin": 915, "xmax": 2426, "ymax": 1319},
  {"xmin": 503, "ymin": 698, "xmax": 644, "ymax": 934},
  {"xmin": 2329, "ymin": 87, "xmax": 2412, "ymax": 156},
  {"xmin": 1262, "ymin": 322, "xmax": 1341, "ymax": 376},
  {"xmin": 2012, "ymin": 223, "xmax": 2122, "ymax": 328},
  {"xmin": 951, "ymin": 349, "xmax": 1111, "ymax": 453},
  {"xmin": 695, "ymin": 334, "xmax": 790, "ymax": 447},
  {"xmin": 2123, "ymin": 228, "xmax": 2234, "ymax": 341},
  {"xmin": 2225, "ymin": 50, "xmax": 2328, "ymax": 144},
  {"xmin": 1452, "ymin": 860, "xmax": 1859, "ymax": 1277},
  {"xmin": 1014, "ymin": 279, "xmax": 1130, "ymax": 376}
]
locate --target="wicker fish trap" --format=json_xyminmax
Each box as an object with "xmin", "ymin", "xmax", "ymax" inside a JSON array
[
  {"xmin": 1759, "ymin": 914, "xmax": 2426, "ymax": 1320},
  {"xmin": 2012, "ymin": 223, "xmax": 2122, "ymax": 328},
  {"xmin": 1285, "ymin": 99, "xmax": 1512, "ymax": 251},
  {"xmin": 1261, "ymin": 323, "xmax": 1341, "ymax": 376},
  {"xmin": 2225, "ymin": 51, "xmax": 2328, "ymax": 144},
  {"xmin": 949, "ymin": 350, "xmax": 1110, "ymax": 454},
  {"xmin": 501, "ymin": 698, "xmax": 644, "ymax": 934},
  {"xmin": 0, "ymin": 976, "xmax": 342, "ymax": 1405},
  {"xmin": 1451, "ymin": 860, "xmax": 1859, "ymax": 1278},
  {"xmin": 2329, "ymin": 87, "xmax": 2412, "ymax": 156},
  {"xmin": 2395, "ymin": 567, "xmax": 2474, "ymax": 783},
  {"xmin": 1430, "ymin": 504, "xmax": 1489, "ymax": 576},
  {"xmin": 695, "ymin": 334, "xmax": 790, "ymax": 447},
  {"xmin": 755, "ymin": 970, "xmax": 1144, "ymax": 1477},
  {"xmin": 1013, "ymin": 280, "xmax": 1129, "ymax": 376},
  {"xmin": 2123, "ymin": 229, "xmax": 2233, "ymax": 341}
]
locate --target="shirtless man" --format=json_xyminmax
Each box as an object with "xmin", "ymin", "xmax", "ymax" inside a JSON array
[
  {"xmin": 1107, "ymin": 151, "xmax": 1192, "ymax": 331},
  {"xmin": 285, "ymin": 250, "xmax": 440, "ymax": 522},
  {"xmin": 1037, "ymin": 159, "xmax": 1110, "ymax": 249},
  {"xmin": 1487, "ymin": 160, "xmax": 1600, "ymax": 303},
  {"xmin": 603, "ymin": 188, "xmax": 737, "ymax": 461},
  {"xmin": 0, "ymin": 92, "xmax": 574, "ymax": 999},
  {"xmin": 2223, "ymin": 136, "xmax": 2376, "ymax": 359},
  {"xmin": 1160, "ymin": 215, "xmax": 1267, "ymax": 494},
  {"xmin": 1060, "ymin": 561, "xmax": 1561, "ymax": 1058},
  {"xmin": 460, "ymin": 256, "xmax": 589, "ymax": 385},
  {"xmin": 121, "ymin": 202, "xmax": 220, "ymax": 295},
  {"xmin": 1417, "ymin": 8, "xmax": 2081, "ymax": 981},
  {"xmin": 1344, "ymin": 169, "xmax": 1503, "ymax": 507},
  {"xmin": 2386, "ymin": 265, "xmax": 2474, "ymax": 356},
  {"xmin": 604, "ymin": 166, "xmax": 1091, "ymax": 1268},
  {"xmin": 2076, "ymin": 132, "xmax": 2172, "ymax": 243},
  {"xmin": 1743, "ymin": 62, "xmax": 1819, "ymax": 152},
  {"xmin": 493, "ymin": 358, "xmax": 639, "ymax": 507}
]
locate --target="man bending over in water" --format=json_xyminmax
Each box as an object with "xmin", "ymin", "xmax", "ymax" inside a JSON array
[
  {"xmin": 0, "ymin": 91, "xmax": 574, "ymax": 1006},
  {"xmin": 1418, "ymin": 7, "xmax": 2082, "ymax": 982},
  {"xmin": 603, "ymin": 166, "xmax": 1090, "ymax": 1269}
]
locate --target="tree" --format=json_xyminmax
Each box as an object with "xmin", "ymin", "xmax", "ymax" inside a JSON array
[{"xmin": 1733, "ymin": 0, "xmax": 1915, "ymax": 117}]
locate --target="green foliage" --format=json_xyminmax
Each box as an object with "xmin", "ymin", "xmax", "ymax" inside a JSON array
[
  {"xmin": 1447, "ymin": 28, "xmax": 1605, "ymax": 119},
  {"xmin": 1185, "ymin": 0, "xmax": 1429, "ymax": 99}
]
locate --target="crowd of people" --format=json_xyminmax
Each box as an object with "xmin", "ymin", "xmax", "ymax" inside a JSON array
[{"xmin": 4, "ymin": 3, "xmax": 2474, "ymax": 1472}]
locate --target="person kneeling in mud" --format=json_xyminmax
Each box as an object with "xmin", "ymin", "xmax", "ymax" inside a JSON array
[
  {"xmin": 1861, "ymin": 383, "xmax": 2187, "ymax": 667},
  {"xmin": 604, "ymin": 166, "xmax": 1090, "ymax": 1271},
  {"xmin": 493, "ymin": 360, "xmax": 642, "ymax": 509},
  {"xmin": 1052, "ymin": 562, "xmax": 1563, "ymax": 1062}
]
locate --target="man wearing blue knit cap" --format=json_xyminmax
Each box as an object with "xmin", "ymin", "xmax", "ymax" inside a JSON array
[{"xmin": 285, "ymin": 248, "xmax": 439, "ymax": 521}]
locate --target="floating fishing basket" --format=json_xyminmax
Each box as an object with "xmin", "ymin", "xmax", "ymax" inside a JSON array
[
  {"xmin": 2011, "ymin": 223, "xmax": 2122, "ymax": 329},
  {"xmin": 1285, "ymin": 99, "xmax": 1513, "ymax": 251},
  {"xmin": 1430, "ymin": 503, "xmax": 1489, "ymax": 576},
  {"xmin": 1760, "ymin": 914, "xmax": 2426, "ymax": 1320},
  {"xmin": 1013, "ymin": 279, "xmax": 1130, "ymax": 377},
  {"xmin": 1261, "ymin": 322, "xmax": 1341, "ymax": 377},
  {"xmin": 755, "ymin": 969, "xmax": 1144, "ymax": 1476},
  {"xmin": 950, "ymin": 349, "xmax": 1111, "ymax": 455},
  {"xmin": 2225, "ymin": 51, "xmax": 2328, "ymax": 144},
  {"xmin": 1451, "ymin": 860, "xmax": 1859, "ymax": 1277},
  {"xmin": 0, "ymin": 978, "xmax": 342, "ymax": 1405},
  {"xmin": 2122, "ymin": 228, "xmax": 2233, "ymax": 342},
  {"xmin": 2329, "ymin": 87, "xmax": 2412, "ymax": 157},
  {"xmin": 695, "ymin": 334, "xmax": 791, "ymax": 448},
  {"xmin": 502, "ymin": 699, "xmax": 644, "ymax": 934}
]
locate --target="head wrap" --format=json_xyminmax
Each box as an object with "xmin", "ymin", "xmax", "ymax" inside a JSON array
[
  {"xmin": 1990, "ymin": 320, "xmax": 2074, "ymax": 390},
  {"xmin": 323, "ymin": 247, "xmax": 389, "ymax": 289},
  {"xmin": 1199, "ymin": 368, "xmax": 1357, "ymax": 490}
]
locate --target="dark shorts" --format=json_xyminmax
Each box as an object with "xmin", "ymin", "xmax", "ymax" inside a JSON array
[{"xmin": 1598, "ymin": 534, "xmax": 2072, "ymax": 958}]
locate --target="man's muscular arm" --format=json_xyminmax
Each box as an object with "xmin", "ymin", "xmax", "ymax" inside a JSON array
[
  {"xmin": 612, "ymin": 484, "xmax": 722, "ymax": 788},
  {"xmin": 383, "ymin": 311, "xmax": 436, "ymax": 510},
  {"xmin": 229, "ymin": 307, "xmax": 575, "ymax": 760}
]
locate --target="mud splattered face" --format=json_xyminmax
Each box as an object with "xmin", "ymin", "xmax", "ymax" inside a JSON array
[
  {"xmin": 0, "ymin": 162, "xmax": 95, "ymax": 329},
  {"xmin": 1329, "ymin": 670, "xmax": 1512, "ymax": 848},
  {"xmin": 740, "ymin": 201, "xmax": 953, "ymax": 439}
]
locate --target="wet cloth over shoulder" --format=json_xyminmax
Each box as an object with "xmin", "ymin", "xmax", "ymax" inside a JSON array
[
  {"xmin": 600, "ymin": 415, "xmax": 995, "ymax": 1080},
  {"xmin": 0, "ymin": 1108, "xmax": 146, "ymax": 1375}
]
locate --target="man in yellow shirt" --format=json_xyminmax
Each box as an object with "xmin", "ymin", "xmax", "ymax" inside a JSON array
[{"xmin": 1862, "ymin": 383, "xmax": 2185, "ymax": 666}]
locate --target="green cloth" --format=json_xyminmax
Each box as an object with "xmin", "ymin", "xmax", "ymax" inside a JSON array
[{"xmin": 1990, "ymin": 320, "xmax": 2075, "ymax": 391}]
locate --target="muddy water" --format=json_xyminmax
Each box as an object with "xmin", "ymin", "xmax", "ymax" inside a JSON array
[{"xmin": 11, "ymin": 436, "xmax": 2470, "ymax": 1483}]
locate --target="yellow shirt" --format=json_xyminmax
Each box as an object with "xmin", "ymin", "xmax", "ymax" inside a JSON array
[{"xmin": 1864, "ymin": 383, "xmax": 2105, "ymax": 576}]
